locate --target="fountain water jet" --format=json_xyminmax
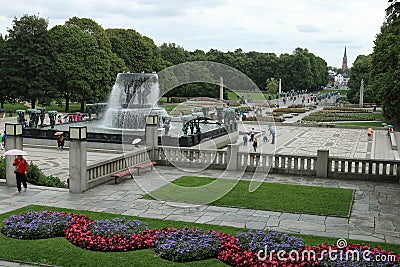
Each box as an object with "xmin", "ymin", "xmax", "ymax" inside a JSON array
[{"xmin": 101, "ymin": 73, "xmax": 167, "ymax": 130}]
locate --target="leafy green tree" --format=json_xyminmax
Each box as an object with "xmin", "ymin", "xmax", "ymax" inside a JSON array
[
  {"xmin": 347, "ymin": 55, "xmax": 372, "ymax": 103},
  {"xmin": 49, "ymin": 25, "xmax": 111, "ymax": 111},
  {"xmin": 64, "ymin": 18, "xmax": 127, "ymax": 110},
  {"xmin": 370, "ymin": 7, "xmax": 400, "ymax": 122},
  {"xmin": 106, "ymin": 29, "xmax": 165, "ymax": 73},
  {"xmin": 160, "ymin": 43, "xmax": 190, "ymax": 65},
  {"xmin": 266, "ymin": 78, "xmax": 279, "ymax": 96},
  {"xmin": 2, "ymin": 14, "xmax": 55, "ymax": 108}
]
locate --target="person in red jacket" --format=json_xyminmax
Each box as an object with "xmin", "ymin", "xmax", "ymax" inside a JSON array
[{"xmin": 13, "ymin": 155, "xmax": 29, "ymax": 192}]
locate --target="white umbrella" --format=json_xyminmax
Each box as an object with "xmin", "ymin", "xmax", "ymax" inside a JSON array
[
  {"xmin": 4, "ymin": 149, "xmax": 28, "ymax": 156},
  {"xmin": 132, "ymin": 138, "xmax": 141, "ymax": 145}
]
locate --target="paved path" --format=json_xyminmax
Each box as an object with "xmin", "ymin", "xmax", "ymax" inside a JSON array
[
  {"xmin": 0, "ymin": 166, "xmax": 399, "ymax": 245},
  {"xmin": 238, "ymin": 124, "xmax": 398, "ymax": 160}
]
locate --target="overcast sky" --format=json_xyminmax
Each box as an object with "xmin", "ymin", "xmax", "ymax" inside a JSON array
[{"xmin": 0, "ymin": 0, "xmax": 389, "ymax": 68}]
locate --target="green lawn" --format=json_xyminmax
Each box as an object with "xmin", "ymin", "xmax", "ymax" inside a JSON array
[
  {"xmin": 0, "ymin": 205, "xmax": 399, "ymax": 267},
  {"xmin": 226, "ymin": 90, "xmax": 273, "ymax": 101},
  {"xmin": 143, "ymin": 176, "xmax": 354, "ymax": 217}
]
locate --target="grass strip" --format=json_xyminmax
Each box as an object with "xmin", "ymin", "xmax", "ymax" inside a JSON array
[{"xmin": 143, "ymin": 176, "xmax": 354, "ymax": 217}]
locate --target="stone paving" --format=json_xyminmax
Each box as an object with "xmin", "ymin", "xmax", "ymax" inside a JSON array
[{"xmin": 238, "ymin": 124, "xmax": 398, "ymax": 160}]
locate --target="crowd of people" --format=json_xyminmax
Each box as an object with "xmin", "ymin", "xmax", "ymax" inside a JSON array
[{"xmin": 243, "ymin": 125, "xmax": 276, "ymax": 152}]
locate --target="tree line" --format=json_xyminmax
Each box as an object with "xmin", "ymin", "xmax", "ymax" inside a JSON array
[
  {"xmin": 0, "ymin": 14, "xmax": 330, "ymax": 111},
  {"xmin": 347, "ymin": 1, "xmax": 400, "ymax": 123}
]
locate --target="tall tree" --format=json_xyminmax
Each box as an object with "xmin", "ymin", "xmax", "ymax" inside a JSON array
[
  {"xmin": 64, "ymin": 17, "xmax": 126, "ymax": 110},
  {"xmin": 106, "ymin": 29, "xmax": 165, "ymax": 73},
  {"xmin": 370, "ymin": 3, "xmax": 400, "ymax": 122},
  {"xmin": 347, "ymin": 55, "xmax": 372, "ymax": 103},
  {"xmin": 49, "ymin": 25, "xmax": 112, "ymax": 111},
  {"xmin": 2, "ymin": 14, "xmax": 54, "ymax": 108}
]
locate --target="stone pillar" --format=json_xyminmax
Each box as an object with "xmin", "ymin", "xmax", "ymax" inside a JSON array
[
  {"xmin": 220, "ymin": 76, "xmax": 224, "ymax": 101},
  {"xmin": 278, "ymin": 79, "xmax": 282, "ymax": 97},
  {"xmin": 5, "ymin": 123, "xmax": 23, "ymax": 186},
  {"xmin": 359, "ymin": 79, "xmax": 364, "ymax": 108},
  {"xmin": 69, "ymin": 126, "xmax": 87, "ymax": 193},
  {"xmin": 316, "ymin": 149, "xmax": 329, "ymax": 178},
  {"xmin": 226, "ymin": 144, "xmax": 239, "ymax": 171},
  {"xmin": 145, "ymin": 115, "xmax": 159, "ymax": 161}
]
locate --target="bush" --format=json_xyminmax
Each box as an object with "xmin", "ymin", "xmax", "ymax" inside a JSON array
[
  {"xmin": 0, "ymin": 157, "xmax": 66, "ymax": 188},
  {"xmin": 27, "ymin": 162, "xmax": 67, "ymax": 188}
]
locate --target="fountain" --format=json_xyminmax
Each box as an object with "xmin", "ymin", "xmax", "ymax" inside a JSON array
[
  {"xmin": 23, "ymin": 72, "xmax": 237, "ymax": 147},
  {"xmin": 101, "ymin": 73, "xmax": 167, "ymax": 130}
]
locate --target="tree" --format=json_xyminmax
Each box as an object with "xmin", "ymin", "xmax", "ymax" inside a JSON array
[
  {"xmin": 159, "ymin": 43, "xmax": 190, "ymax": 65},
  {"xmin": 370, "ymin": 3, "xmax": 400, "ymax": 122},
  {"xmin": 266, "ymin": 78, "xmax": 278, "ymax": 96},
  {"xmin": 49, "ymin": 25, "xmax": 112, "ymax": 111},
  {"xmin": 2, "ymin": 14, "xmax": 55, "ymax": 108},
  {"xmin": 64, "ymin": 17, "xmax": 127, "ymax": 110},
  {"xmin": 347, "ymin": 55, "xmax": 372, "ymax": 103},
  {"xmin": 106, "ymin": 29, "xmax": 165, "ymax": 73}
]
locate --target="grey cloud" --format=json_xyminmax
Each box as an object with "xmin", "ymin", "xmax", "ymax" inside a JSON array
[{"xmin": 296, "ymin": 24, "xmax": 320, "ymax": 33}]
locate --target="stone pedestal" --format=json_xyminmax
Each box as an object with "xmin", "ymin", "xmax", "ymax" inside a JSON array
[
  {"xmin": 5, "ymin": 136, "xmax": 23, "ymax": 186},
  {"xmin": 69, "ymin": 140, "xmax": 87, "ymax": 193},
  {"xmin": 226, "ymin": 144, "xmax": 239, "ymax": 171},
  {"xmin": 145, "ymin": 125, "xmax": 158, "ymax": 160},
  {"xmin": 316, "ymin": 149, "xmax": 329, "ymax": 178}
]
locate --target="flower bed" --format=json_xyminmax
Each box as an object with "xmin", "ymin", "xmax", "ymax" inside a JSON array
[
  {"xmin": 273, "ymin": 108, "xmax": 307, "ymax": 114},
  {"xmin": 1, "ymin": 210, "xmax": 399, "ymax": 266},
  {"xmin": 1, "ymin": 210, "xmax": 72, "ymax": 239},
  {"xmin": 323, "ymin": 107, "xmax": 371, "ymax": 113},
  {"xmin": 154, "ymin": 228, "xmax": 220, "ymax": 262},
  {"xmin": 64, "ymin": 214, "xmax": 159, "ymax": 251},
  {"xmin": 302, "ymin": 112, "xmax": 376, "ymax": 122}
]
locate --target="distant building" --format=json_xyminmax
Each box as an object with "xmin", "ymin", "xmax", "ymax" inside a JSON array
[{"xmin": 342, "ymin": 46, "xmax": 348, "ymax": 72}]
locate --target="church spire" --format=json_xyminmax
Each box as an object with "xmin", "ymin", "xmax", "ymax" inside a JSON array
[{"xmin": 342, "ymin": 46, "xmax": 348, "ymax": 71}]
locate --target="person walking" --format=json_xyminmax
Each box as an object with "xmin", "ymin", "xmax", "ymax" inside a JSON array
[
  {"xmin": 367, "ymin": 128, "xmax": 373, "ymax": 141},
  {"xmin": 253, "ymin": 137, "xmax": 258, "ymax": 152},
  {"xmin": 243, "ymin": 133, "xmax": 248, "ymax": 146},
  {"xmin": 250, "ymin": 128, "xmax": 255, "ymax": 142},
  {"xmin": 57, "ymin": 135, "xmax": 65, "ymax": 151},
  {"xmin": 13, "ymin": 155, "xmax": 29, "ymax": 192},
  {"xmin": 270, "ymin": 127, "xmax": 276, "ymax": 144}
]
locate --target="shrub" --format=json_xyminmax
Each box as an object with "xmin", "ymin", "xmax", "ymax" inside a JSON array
[
  {"xmin": 27, "ymin": 162, "xmax": 67, "ymax": 188},
  {"xmin": 0, "ymin": 157, "xmax": 66, "ymax": 188},
  {"xmin": 1, "ymin": 210, "xmax": 72, "ymax": 239}
]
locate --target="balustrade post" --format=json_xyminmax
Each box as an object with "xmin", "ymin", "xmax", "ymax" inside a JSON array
[
  {"xmin": 226, "ymin": 144, "xmax": 239, "ymax": 171},
  {"xmin": 69, "ymin": 126, "xmax": 87, "ymax": 193},
  {"xmin": 5, "ymin": 123, "xmax": 23, "ymax": 186},
  {"xmin": 316, "ymin": 150, "xmax": 329, "ymax": 178}
]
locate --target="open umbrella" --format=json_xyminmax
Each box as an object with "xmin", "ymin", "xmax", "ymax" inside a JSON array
[
  {"xmin": 386, "ymin": 125, "xmax": 394, "ymax": 128},
  {"xmin": 4, "ymin": 149, "xmax": 28, "ymax": 156},
  {"xmin": 54, "ymin": 131, "xmax": 64, "ymax": 136}
]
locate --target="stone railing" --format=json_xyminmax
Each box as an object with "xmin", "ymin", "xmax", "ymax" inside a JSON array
[
  {"xmin": 155, "ymin": 145, "xmax": 399, "ymax": 183},
  {"xmin": 328, "ymin": 156, "xmax": 399, "ymax": 182},
  {"xmin": 156, "ymin": 146, "xmax": 227, "ymax": 170},
  {"xmin": 86, "ymin": 148, "xmax": 152, "ymax": 189}
]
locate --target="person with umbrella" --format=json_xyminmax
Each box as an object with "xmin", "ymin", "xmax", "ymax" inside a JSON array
[{"xmin": 12, "ymin": 152, "xmax": 29, "ymax": 192}]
